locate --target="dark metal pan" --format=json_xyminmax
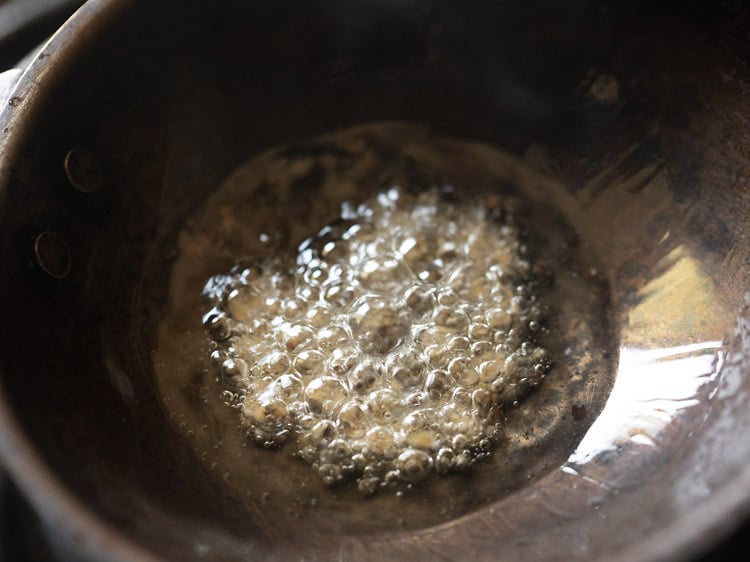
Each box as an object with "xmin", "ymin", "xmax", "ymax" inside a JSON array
[{"xmin": 1, "ymin": 1, "xmax": 750, "ymax": 560}]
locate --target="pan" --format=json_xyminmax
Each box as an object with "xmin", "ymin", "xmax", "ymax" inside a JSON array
[{"xmin": 1, "ymin": 1, "xmax": 750, "ymax": 560}]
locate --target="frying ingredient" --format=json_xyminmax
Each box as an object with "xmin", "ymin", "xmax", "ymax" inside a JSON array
[{"xmin": 203, "ymin": 186, "xmax": 549, "ymax": 493}]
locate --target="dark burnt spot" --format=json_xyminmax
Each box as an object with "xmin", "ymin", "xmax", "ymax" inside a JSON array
[
  {"xmin": 572, "ymin": 403, "xmax": 587, "ymax": 421},
  {"xmin": 291, "ymin": 163, "xmax": 325, "ymax": 195}
]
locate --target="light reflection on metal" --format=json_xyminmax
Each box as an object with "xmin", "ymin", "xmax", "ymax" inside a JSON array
[{"xmin": 567, "ymin": 341, "xmax": 724, "ymax": 466}]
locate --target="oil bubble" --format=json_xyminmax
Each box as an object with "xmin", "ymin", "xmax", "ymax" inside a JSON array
[{"xmin": 201, "ymin": 186, "xmax": 550, "ymax": 491}]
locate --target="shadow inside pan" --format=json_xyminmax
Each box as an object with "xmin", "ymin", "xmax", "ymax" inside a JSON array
[{"xmin": 1, "ymin": 1, "xmax": 749, "ymax": 560}]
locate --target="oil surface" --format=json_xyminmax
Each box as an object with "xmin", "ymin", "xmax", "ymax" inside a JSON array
[
  {"xmin": 203, "ymin": 186, "xmax": 549, "ymax": 493},
  {"xmin": 151, "ymin": 123, "xmax": 616, "ymax": 533}
]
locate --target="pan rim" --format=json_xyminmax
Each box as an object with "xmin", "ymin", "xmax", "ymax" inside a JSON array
[{"xmin": 1, "ymin": 1, "xmax": 749, "ymax": 560}]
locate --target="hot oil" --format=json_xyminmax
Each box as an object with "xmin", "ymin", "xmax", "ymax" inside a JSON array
[
  {"xmin": 150, "ymin": 123, "xmax": 617, "ymax": 535},
  {"xmin": 204, "ymin": 185, "xmax": 555, "ymax": 493}
]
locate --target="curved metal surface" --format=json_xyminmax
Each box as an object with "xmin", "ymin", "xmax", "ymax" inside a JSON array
[
  {"xmin": 0, "ymin": 1, "xmax": 749, "ymax": 561},
  {"xmin": 0, "ymin": 68, "xmax": 22, "ymax": 103},
  {"xmin": 0, "ymin": 3, "xmax": 162, "ymax": 560},
  {"xmin": 0, "ymin": 0, "xmax": 85, "ymax": 68}
]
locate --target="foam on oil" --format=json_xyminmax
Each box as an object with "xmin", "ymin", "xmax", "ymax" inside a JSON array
[
  {"xmin": 151, "ymin": 123, "xmax": 616, "ymax": 532},
  {"xmin": 203, "ymin": 186, "xmax": 550, "ymax": 493}
]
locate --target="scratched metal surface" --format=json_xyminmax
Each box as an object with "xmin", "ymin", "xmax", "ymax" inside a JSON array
[{"xmin": 1, "ymin": 1, "xmax": 750, "ymax": 561}]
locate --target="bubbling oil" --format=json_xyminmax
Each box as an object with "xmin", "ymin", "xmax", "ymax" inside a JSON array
[
  {"xmin": 203, "ymin": 186, "xmax": 549, "ymax": 493},
  {"xmin": 151, "ymin": 123, "xmax": 616, "ymax": 531}
]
